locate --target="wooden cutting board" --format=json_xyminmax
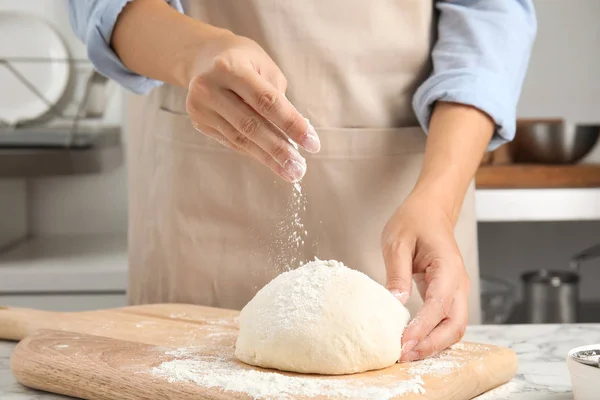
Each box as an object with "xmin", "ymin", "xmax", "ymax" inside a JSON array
[{"xmin": 0, "ymin": 304, "xmax": 518, "ymax": 400}]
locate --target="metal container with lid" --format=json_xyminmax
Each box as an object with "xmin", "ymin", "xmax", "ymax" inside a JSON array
[
  {"xmin": 521, "ymin": 242, "xmax": 600, "ymax": 324},
  {"xmin": 522, "ymin": 269, "xmax": 579, "ymax": 323}
]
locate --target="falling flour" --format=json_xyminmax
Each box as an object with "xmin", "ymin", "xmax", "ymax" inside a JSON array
[
  {"xmin": 255, "ymin": 117, "xmax": 318, "ymax": 277},
  {"xmin": 265, "ymin": 167, "xmax": 309, "ymax": 273}
]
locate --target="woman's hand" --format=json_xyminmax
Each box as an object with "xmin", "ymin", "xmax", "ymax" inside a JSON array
[
  {"xmin": 381, "ymin": 192, "xmax": 470, "ymax": 362},
  {"xmin": 185, "ymin": 33, "xmax": 320, "ymax": 182},
  {"xmin": 112, "ymin": 0, "xmax": 319, "ymax": 182}
]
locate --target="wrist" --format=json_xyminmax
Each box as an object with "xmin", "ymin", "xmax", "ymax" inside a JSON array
[
  {"xmin": 111, "ymin": 0, "xmax": 232, "ymax": 89},
  {"xmin": 410, "ymin": 174, "xmax": 464, "ymax": 225},
  {"xmin": 410, "ymin": 102, "xmax": 493, "ymax": 224}
]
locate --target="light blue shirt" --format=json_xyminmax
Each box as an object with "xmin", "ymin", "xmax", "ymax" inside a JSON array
[{"xmin": 68, "ymin": 0, "xmax": 536, "ymax": 150}]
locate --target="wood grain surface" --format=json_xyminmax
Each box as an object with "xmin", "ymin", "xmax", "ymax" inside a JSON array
[
  {"xmin": 476, "ymin": 163, "xmax": 600, "ymax": 189},
  {"xmin": 1, "ymin": 304, "xmax": 518, "ymax": 399}
]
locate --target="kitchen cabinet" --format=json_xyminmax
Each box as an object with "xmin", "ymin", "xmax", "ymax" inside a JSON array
[
  {"xmin": 0, "ymin": 234, "xmax": 128, "ymax": 311},
  {"xmin": 0, "ymin": 180, "xmax": 27, "ymax": 249}
]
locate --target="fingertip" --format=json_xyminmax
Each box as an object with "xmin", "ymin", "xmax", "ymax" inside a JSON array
[
  {"xmin": 300, "ymin": 118, "xmax": 320, "ymax": 153},
  {"xmin": 399, "ymin": 351, "xmax": 419, "ymax": 363},
  {"xmin": 279, "ymin": 167, "xmax": 296, "ymax": 183},
  {"xmin": 283, "ymin": 158, "xmax": 306, "ymax": 182},
  {"xmin": 389, "ymin": 289, "xmax": 410, "ymax": 305},
  {"xmin": 401, "ymin": 339, "xmax": 418, "ymax": 354}
]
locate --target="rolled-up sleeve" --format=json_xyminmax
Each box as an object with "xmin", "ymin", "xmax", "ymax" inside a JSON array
[
  {"xmin": 67, "ymin": 0, "xmax": 184, "ymax": 95},
  {"xmin": 412, "ymin": 0, "xmax": 537, "ymax": 150}
]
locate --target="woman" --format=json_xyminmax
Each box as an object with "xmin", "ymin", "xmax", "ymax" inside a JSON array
[{"xmin": 68, "ymin": 0, "xmax": 536, "ymax": 362}]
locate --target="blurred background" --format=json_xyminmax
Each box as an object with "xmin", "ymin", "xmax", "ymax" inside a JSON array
[{"xmin": 0, "ymin": 0, "xmax": 599, "ymax": 324}]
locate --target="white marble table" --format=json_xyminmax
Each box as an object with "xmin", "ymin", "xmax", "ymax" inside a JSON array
[{"xmin": 1, "ymin": 324, "xmax": 599, "ymax": 399}]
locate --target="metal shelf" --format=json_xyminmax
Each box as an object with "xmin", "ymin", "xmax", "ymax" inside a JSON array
[{"xmin": 0, "ymin": 125, "xmax": 123, "ymax": 178}]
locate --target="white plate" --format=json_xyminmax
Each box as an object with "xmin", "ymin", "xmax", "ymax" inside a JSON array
[{"xmin": 0, "ymin": 12, "xmax": 71, "ymax": 126}]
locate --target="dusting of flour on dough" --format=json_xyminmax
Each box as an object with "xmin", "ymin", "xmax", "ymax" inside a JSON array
[
  {"xmin": 254, "ymin": 258, "xmax": 342, "ymax": 340},
  {"xmin": 243, "ymin": 258, "xmax": 351, "ymax": 345},
  {"xmin": 235, "ymin": 258, "xmax": 410, "ymax": 375}
]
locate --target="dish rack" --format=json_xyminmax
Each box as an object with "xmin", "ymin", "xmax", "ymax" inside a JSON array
[
  {"xmin": 0, "ymin": 57, "xmax": 122, "ymax": 177},
  {"xmin": 0, "ymin": 56, "xmax": 114, "ymax": 148}
]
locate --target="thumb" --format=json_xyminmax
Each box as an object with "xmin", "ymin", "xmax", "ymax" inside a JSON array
[{"xmin": 382, "ymin": 238, "xmax": 414, "ymax": 305}]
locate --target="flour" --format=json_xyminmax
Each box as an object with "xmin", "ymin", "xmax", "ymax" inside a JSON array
[
  {"xmin": 474, "ymin": 381, "xmax": 521, "ymax": 399},
  {"xmin": 288, "ymin": 181, "xmax": 307, "ymax": 260},
  {"xmin": 450, "ymin": 342, "xmax": 467, "ymax": 350},
  {"xmin": 407, "ymin": 346, "xmax": 465, "ymax": 376},
  {"xmin": 256, "ymin": 117, "xmax": 316, "ymax": 279},
  {"xmin": 266, "ymin": 175, "xmax": 309, "ymax": 273},
  {"xmin": 406, "ymin": 342, "xmax": 491, "ymax": 377},
  {"xmin": 247, "ymin": 259, "xmax": 339, "ymax": 343},
  {"xmin": 169, "ymin": 312, "xmax": 188, "ymax": 319},
  {"xmin": 152, "ymin": 352, "xmax": 425, "ymax": 400},
  {"xmin": 152, "ymin": 340, "xmax": 502, "ymax": 399},
  {"xmin": 407, "ymin": 359, "xmax": 463, "ymax": 376}
]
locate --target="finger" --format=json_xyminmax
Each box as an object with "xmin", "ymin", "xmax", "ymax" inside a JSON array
[
  {"xmin": 400, "ymin": 297, "xmax": 448, "ymax": 361},
  {"xmin": 191, "ymin": 119, "xmax": 241, "ymax": 150},
  {"xmin": 227, "ymin": 69, "xmax": 320, "ymax": 153},
  {"xmin": 189, "ymin": 111, "xmax": 296, "ymax": 182},
  {"xmin": 213, "ymin": 115, "xmax": 297, "ymax": 182},
  {"xmin": 400, "ymin": 261, "xmax": 457, "ymax": 351},
  {"xmin": 213, "ymin": 89, "xmax": 307, "ymax": 181},
  {"xmin": 403, "ymin": 295, "xmax": 468, "ymax": 362},
  {"xmin": 382, "ymin": 237, "xmax": 414, "ymax": 305}
]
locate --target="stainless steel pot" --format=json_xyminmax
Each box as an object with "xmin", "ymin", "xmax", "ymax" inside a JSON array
[
  {"xmin": 522, "ymin": 269, "xmax": 579, "ymax": 323},
  {"xmin": 522, "ymin": 242, "xmax": 600, "ymax": 323}
]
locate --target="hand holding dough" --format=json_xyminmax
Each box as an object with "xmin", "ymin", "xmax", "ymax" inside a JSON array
[{"xmin": 235, "ymin": 259, "xmax": 411, "ymax": 375}]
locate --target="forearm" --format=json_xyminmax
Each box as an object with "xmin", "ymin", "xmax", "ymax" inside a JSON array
[
  {"xmin": 112, "ymin": 0, "xmax": 228, "ymax": 88},
  {"xmin": 412, "ymin": 102, "xmax": 493, "ymax": 223}
]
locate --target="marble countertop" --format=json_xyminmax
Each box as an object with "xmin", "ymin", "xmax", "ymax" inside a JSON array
[{"xmin": 1, "ymin": 323, "xmax": 599, "ymax": 399}]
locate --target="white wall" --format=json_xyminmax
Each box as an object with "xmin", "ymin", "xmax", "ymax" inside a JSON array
[
  {"xmin": 479, "ymin": 0, "xmax": 600, "ymax": 302},
  {"xmin": 518, "ymin": 0, "xmax": 600, "ymax": 125}
]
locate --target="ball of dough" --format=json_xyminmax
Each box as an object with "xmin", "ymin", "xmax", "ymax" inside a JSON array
[{"xmin": 235, "ymin": 259, "xmax": 411, "ymax": 375}]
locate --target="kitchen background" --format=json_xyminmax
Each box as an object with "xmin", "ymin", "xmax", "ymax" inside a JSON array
[{"xmin": 0, "ymin": 1, "xmax": 599, "ymax": 323}]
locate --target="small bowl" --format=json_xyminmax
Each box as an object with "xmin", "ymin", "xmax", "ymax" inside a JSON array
[
  {"xmin": 510, "ymin": 120, "xmax": 600, "ymax": 164},
  {"xmin": 567, "ymin": 344, "xmax": 600, "ymax": 400}
]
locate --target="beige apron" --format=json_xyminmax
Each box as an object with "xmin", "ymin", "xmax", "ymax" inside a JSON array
[{"xmin": 127, "ymin": 0, "xmax": 482, "ymax": 324}]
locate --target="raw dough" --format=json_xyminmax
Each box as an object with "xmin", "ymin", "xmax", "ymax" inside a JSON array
[{"xmin": 235, "ymin": 258, "xmax": 411, "ymax": 375}]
